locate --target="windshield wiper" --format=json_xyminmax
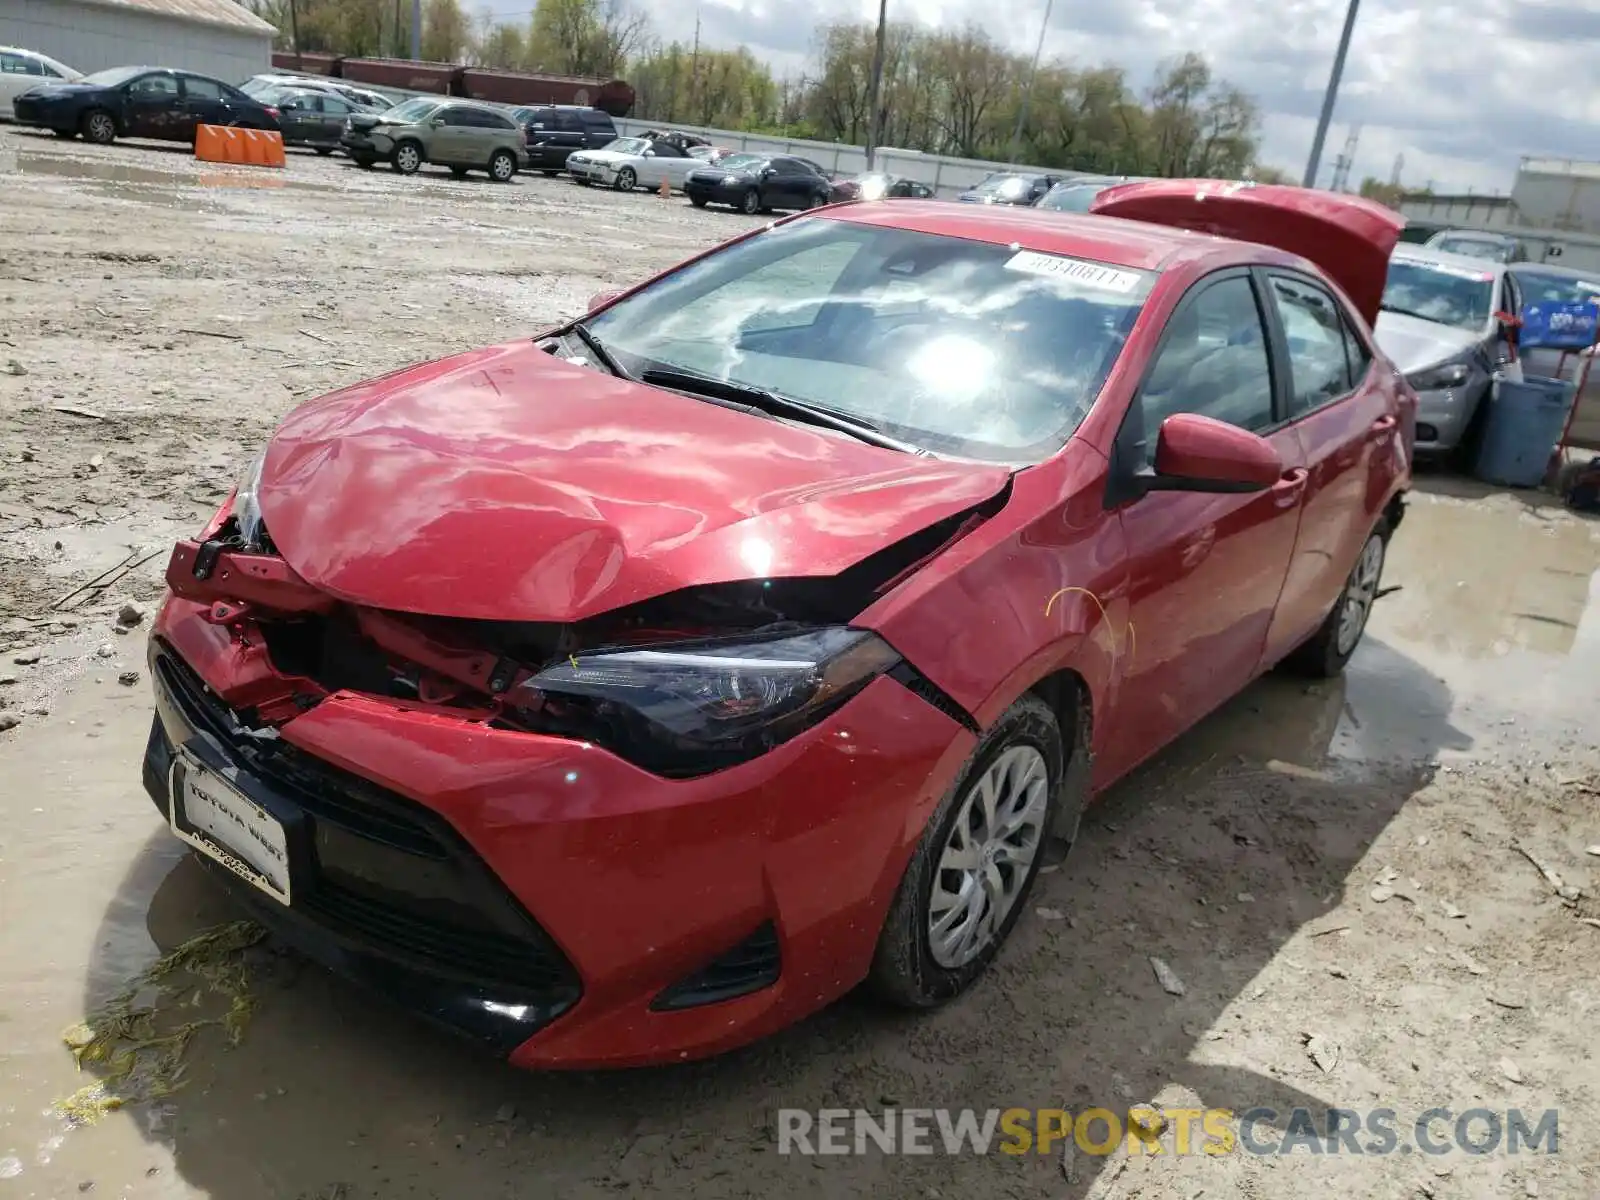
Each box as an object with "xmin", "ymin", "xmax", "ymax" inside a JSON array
[
  {"xmin": 640, "ymin": 367, "xmax": 931, "ymax": 456},
  {"xmin": 563, "ymin": 321, "xmax": 634, "ymax": 381},
  {"xmin": 1380, "ymin": 303, "xmax": 1438, "ymax": 322}
]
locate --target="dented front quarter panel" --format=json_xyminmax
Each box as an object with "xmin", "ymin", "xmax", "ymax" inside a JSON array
[{"xmin": 856, "ymin": 438, "xmax": 1130, "ymax": 755}]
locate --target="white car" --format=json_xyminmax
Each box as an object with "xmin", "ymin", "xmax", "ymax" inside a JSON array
[
  {"xmin": 566, "ymin": 136, "xmax": 702, "ymax": 192},
  {"xmin": 1, "ymin": 46, "xmax": 80, "ymax": 118}
]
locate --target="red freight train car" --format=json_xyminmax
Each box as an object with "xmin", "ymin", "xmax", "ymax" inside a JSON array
[
  {"xmin": 459, "ymin": 68, "xmax": 635, "ymax": 116},
  {"xmin": 267, "ymin": 53, "xmax": 635, "ymax": 116},
  {"xmin": 338, "ymin": 58, "xmax": 461, "ymax": 95},
  {"xmin": 269, "ymin": 51, "xmax": 340, "ymax": 76}
]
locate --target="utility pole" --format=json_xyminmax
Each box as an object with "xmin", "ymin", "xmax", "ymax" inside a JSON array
[
  {"xmin": 1302, "ymin": 0, "xmax": 1360, "ymax": 188},
  {"xmin": 288, "ymin": 0, "xmax": 302, "ymax": 68},
  {"xmin": 1008, "ymin": 0, "xmax": 1053, "ymax": 165},
  {"xmin": 410, "ymin": 0, "xmax": 421, "ymax": 60},
  {"xmin": 864, "ymin": 0, "xmax": 888, "ymax": 169},
  {"xmin": 690, "ymin": 7, "xmax": 701, "ymax": 124}
]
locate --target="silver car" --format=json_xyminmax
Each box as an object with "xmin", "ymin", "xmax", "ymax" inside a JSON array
[{"xmin": 1375, "ymin": 248, "xmax": 1513, "ymax": 454}]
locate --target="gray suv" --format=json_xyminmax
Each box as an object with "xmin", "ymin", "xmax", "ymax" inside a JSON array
[{"xmin": 341, "ymin": 97, "xmax": 528, "ymax": 181}]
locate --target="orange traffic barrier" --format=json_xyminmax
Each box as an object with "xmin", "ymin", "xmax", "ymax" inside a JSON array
[{"xmin": 193, "ymin": 124, "xmax": 286, "ymax": 169}]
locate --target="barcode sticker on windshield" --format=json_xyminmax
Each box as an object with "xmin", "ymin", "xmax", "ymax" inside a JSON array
[{"xmin": 1004, "ymin": 250, "xmax": 1142, "ymax": 293}]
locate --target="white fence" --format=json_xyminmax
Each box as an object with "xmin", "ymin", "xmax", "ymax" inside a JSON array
[{"xmin": 612, "ymin": 116, "xmax": 1054, "ymax": 197}]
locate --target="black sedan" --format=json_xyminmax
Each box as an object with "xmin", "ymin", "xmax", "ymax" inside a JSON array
[
  {"xmin": 270, "ymin": 86, "xmax": 365, "ymax": 154},
  {"xmin": 684, "ymin": 154, "xmax": 834, "ymax": 214},
  {"xmin": 954, "ymin": 171, "xmax": 1062, "ymax": 206},
  {"xmin": 11, "ymin": 66, "xmax": 279, "ymax": 146}
]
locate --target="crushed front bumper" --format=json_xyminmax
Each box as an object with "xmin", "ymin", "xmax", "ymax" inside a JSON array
[{"xmin": 147, "ymin": 595, "xmax": 973, "ymax": 1067}]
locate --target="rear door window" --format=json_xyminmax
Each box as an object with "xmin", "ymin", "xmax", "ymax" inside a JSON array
[
  {"xmin": 182, "ymin": 76, "xmax": 225, "ymax": 101},
  {"xmin": 1267, "ymin": 272, "xmax": 1355, "ymax": 415},
  {"xmin": 131, "ymin": 74, "xmax": 178, "ymax": 99}
]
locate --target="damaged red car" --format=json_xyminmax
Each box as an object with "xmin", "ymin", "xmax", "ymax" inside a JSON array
[{"xmin": 143, "ymin": 180, "xmax": 1413, "ymax": 1068}]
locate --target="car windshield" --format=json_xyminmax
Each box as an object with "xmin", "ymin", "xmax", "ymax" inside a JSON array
[
  {"xmin": 603, "ymin": 137, "xmax": 648, "ymax": 154},
  {"xmin": 585, "ymin": 217, "xmax": 1154, "ymax": 463},
  {"xmin": 1382, "ymin": 259, "xmax": 1496, "ymax": 331},
  {"xmin": 1038, "ymin": 184, "xmax": 1109, "ymax": 213},
  {"xmin": 1512, "ymin": 271, "xmax": 1600, "ymax": 308},
  {"xmin": 81, "ymin": 66, "xmax": 143, "ymax": 86},
  {"xmin": 972, "ymin": 175, "xmax": 1035, "ymax": 198},
  {"xmin": 1433, "ymin": 236, "xmax": 1512, "ymax": 262},
  {"xmin": 384, "ymin": 97, "xmax": 440, "ymax": 122},
  {"xmin": 716, "ymin": 153, "xmax": 763, "ymax": 170}
]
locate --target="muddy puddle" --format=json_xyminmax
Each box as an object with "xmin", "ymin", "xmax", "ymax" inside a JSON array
[{"xmin": 3, "ymin": 145, "xmax": 349, "ymax": 205}]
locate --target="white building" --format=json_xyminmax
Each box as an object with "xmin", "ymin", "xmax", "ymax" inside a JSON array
[{"xmin": 0, "ymin": 0, "xmax": 275, "ymax": 85}]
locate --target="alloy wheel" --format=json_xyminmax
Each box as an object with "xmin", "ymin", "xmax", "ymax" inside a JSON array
[
  {"xmin": 615, "ymin": 167, "xmax": 635, "ymax": 191},
  {"xmin": 85, "ymin": 112, "xmax": 115, "ymax": 144},
  {"xmin": 490, "ymin": 151, "xmax": 514, "ymax": 181},
  {"xmin": 394, "ymin": 143, "xmax": 420, "ymax": 174},
  {"xmin": 927, "ymin": 744, "xmax": 1049, "ymax": 969},
  {"xmin": 1335, "ymin": 533, "xmax": 1385, "ymax": 655}
]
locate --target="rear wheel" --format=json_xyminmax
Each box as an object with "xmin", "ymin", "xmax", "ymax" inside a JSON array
[
  {"xmin": 314, "ymin": 146, "xmax": 335, "ymax": 156},
  {"xmin": 352, "ymin": 154, "xmax": 376, "ymax": 169},
  {"xmin": 81, "ymin": 110, "xmax": 116, "ymax": 145},
  {"xmin": 392, "ymin": 140, "xmax": 422, "ymax": 175},
  {"xmin": 869, "ymin": 694, "xmax": 1065, "ymax": 1008},
  {"xmin": 1285, "ymin": 519, "xmax": 1390, "ymax": 678},
  {"xmin": 739, "ymin": 188, "xmax": 762, "ymax": 215},
  {"xmin": 448, "ymin": 166, "xmax": 468, "ymax": 179},
  {"xmin": 613, "ymin": 166, "xmax": 636, "ymax": 191},
  {"xmin": 488, "ymin": 149, "xmax": 516, "ymax": 183},
  {"xmin": 689, "ymin": 194, "xmax": 708, "ymax": 208}
]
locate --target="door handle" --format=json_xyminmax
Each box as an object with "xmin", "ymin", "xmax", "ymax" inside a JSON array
[{"xmin": 1270, "ymin": 467, "xmax": 1309, "ymax": 506}]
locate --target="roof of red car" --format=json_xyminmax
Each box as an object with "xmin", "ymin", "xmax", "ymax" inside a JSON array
[{"xmin": 821, "ymin": 200, "xmax": 1228, "ymax": 273}]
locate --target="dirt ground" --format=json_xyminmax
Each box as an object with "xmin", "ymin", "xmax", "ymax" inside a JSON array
[{"xmin": 2, "ymin": 127, "xmax": 1599, "ymax": 1200}]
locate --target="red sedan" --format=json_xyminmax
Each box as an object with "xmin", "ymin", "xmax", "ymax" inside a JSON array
[{"xmin": 142, "ymin": 180, "xmax": 1413, "ymax": 1068}]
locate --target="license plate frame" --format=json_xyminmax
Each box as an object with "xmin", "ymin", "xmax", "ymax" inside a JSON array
[{"xmin": 169, "ymin": 749, "xmax": 292, "ymax": 906}]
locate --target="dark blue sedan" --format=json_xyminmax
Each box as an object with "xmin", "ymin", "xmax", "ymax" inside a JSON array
[{"xmin": 12, "ymin": 65, "xmax": 280, "ymax": 146}]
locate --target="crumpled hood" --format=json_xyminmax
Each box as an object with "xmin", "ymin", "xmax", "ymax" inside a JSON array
[
  {"xmin": 257, "ymin": 340, "xmax": 1010, "ymax": 623},
  {"xmin": 1374, "ymin": 311, "xmax": 1483, "ymax": 376}
]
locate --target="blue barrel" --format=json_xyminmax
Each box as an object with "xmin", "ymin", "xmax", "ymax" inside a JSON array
[{"xmin": 1473, "ymin": 375, "xmax": 1576, "ymax": 488}]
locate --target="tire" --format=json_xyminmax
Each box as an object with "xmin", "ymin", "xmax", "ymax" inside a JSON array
[
  {"xmin": 541, "ymin": 169, "xmax": 559, "ymax": 176},
  {"xmin": 739, "ymin": 188, "xmax": 762, "ymax": 215},
  {"xmin": 488, "ymin": 149, "xmax": 516, "ymax": 183},
  {"xmin": 392, "ymin": 140, "xmax": 422, "ymax": 175},
  {"xmin": 868, "ymin": 693, "xmax": 1066, "ymax": 1008},
  {"xmin": 1284, "ymin": 518, "xmax": 1391, "ymax": 678},
  {"xmin": 353, "ymin": 154, "xmax": 375, "ymax": 169},
  {"xmin": 613, "ymin": 166, "xmax": 636, "ymax": 191},
  {"xmin": 807, "ymin": 192, "xmax": 827, "ymax": 209},
  {"xmin": 314, "ymin": 147, "xmax": 334, "ymax": 156},
  {"xmin": 81, "ymin": 109, "xmax": 116, "ymax": 145},
  {"xmin": 449, "ymin": 166, "xmax": 469, "ymax": 179},
  {"xmin": 689, "ymin": 194, "xmax": 708, "ymax": 208},
  {"xmin": 54, "ymin": 129, "xmax": 77, "ymax": 140}
]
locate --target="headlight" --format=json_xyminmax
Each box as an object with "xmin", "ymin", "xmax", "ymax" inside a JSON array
[
  {"xmin": 1405, "ymin": 361, "xmax": 1472, "ymax": 390},
  {"xmin": 232, "ymin": 449, "xmax": 268, "ymax": 548},
  {"xmin": 508, "ymin": 627, "xmax": 901, "ymax": 777}
]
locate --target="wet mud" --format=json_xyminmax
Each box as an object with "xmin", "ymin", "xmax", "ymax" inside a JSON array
[{"xmin": 2, "ymin": 128, "xmax": 1598, "ymax": 1199}]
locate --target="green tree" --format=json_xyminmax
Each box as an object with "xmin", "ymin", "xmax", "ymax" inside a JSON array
[
  {"xmin": 529, "ymin": 0, "xmax": 649, "ymax": 77},
  {"xmin": 421, "ymin": 0, "xmax": 469, "ymax": 62}
]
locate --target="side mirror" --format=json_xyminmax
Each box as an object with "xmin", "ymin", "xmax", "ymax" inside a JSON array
[
  {"xmin": 761, "ymin": 166, "xmax": 777, "ymax": 178},
  {"xmin": 428, "ymin": 117, "xmax": 445, "ymax": 127},
  {"xmin": 642, "ymin": 148, "xmax": 655, "ymax": 157},
  {"xmin": 1146, "ymin": 413, "xmax": 1282, "ymax": 494},
  {"xmin": 586, "ymin": 289, "xmax": 622, "ymax": 313},
  {"xmin": 280, "ymin": 100, "xmax": 300, "ymax": 111}
]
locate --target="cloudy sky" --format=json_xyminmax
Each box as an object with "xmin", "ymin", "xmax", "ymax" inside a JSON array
[{"xmin": 623, "ymin": 0, "xmax": 1600, "ymax": 194}]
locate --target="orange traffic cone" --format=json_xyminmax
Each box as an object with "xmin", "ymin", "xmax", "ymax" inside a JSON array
[{"xmin": 658, "ymin": 178, "xmax": 671, "ymax": 199}]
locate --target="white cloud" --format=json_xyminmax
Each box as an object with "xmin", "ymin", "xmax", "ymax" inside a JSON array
[{"xmin": 633, "ymin": 0, "xmax": 1600, "ymax": 192}]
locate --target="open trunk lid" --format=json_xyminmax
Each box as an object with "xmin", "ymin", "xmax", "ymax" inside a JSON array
[{"xmin": 1089, "ymin": 179, "xmax": 1405, "ymax": 327}]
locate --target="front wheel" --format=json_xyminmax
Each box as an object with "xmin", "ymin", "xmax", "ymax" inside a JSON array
[
  {"xmin": 739, "ymin": 188, "xmax": 762, "ymax": 215},
  {"xmin": 81, "ymin": 110, "xmax": 116, "ymax": 145},
  {"xmin": 689, "ymin": 194, "xmax": 708, "ymax": 208},
  {"xmin": 1285, "ymin": 520, "xmax": 1390, "ymax": 677},
  {"xmin": 488, "ymin": 149, "xmax": 516, "ymax": 183},
  {"xmin": 314, "ymin": 146, "xmax": 334, "ymax": 156},
  {"xmin": 352, "ymin": 154, "xmax": 376, "ymax": 169},
  {"xmin": 868, "ymin": 693, "xmax": 1064, "ymax": 1008},
  {"xmin": 392, "ymin": 140, "xmax": 422, "ymax": 175},
  {"xmin": 613, "ymin": 166, "xmax": 636, "ymax": 191}
]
